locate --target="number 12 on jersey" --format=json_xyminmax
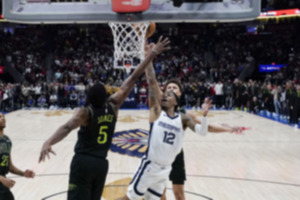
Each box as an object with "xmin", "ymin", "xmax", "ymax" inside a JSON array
[
  {"xmin": 163, "ymin": 131, "xmax": 175, "ymax": 145},
  {"xmin": 98, "ymin": 125, "xmax": 108, "ymax": 144}
]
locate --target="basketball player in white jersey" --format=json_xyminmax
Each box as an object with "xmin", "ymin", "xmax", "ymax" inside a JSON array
[
  {"xmin": 142, "ymin": 44, "xmax": 243, "ymax": 200},
  {"xmin": 118, "ymin": 46, "xmax": 212, "ymax": 200}
]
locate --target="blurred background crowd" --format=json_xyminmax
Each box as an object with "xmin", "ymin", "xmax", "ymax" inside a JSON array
[{"xmin": 0, "ymin": 1, "xmax": 299, "ymax": 127}]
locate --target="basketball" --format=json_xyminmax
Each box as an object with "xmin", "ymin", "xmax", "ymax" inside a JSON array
[
  {"xmin": 146, "ymin": 22, "xmax": 156, "ymax": 38},
  {"xmin": 132, "ymin": 22, "xmax": 156, "ymax": 38}
]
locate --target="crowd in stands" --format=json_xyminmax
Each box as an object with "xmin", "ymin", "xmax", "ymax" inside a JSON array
[
  {"xmin": 0, "ymin": 19, "xmax": 299, "ymax": 126},
  {"xmin": 0, "ymin": 27, "xmax": 47, "ymax": 83}
]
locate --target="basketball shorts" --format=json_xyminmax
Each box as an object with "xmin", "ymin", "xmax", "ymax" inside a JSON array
[
  {"xmin": 0, "ymin": 182, "xmax": 14, "ymax": 200},
  {"xmin": 127, "ymin": 158, "xmax": 172, "ymax": 200},
  {"xmin": 67, "ymin": 154, "xmax": 108, "ymax": 200},
  {"xmin": 169, "ymin": 150, "xmax": 186, "ymax": 185}
]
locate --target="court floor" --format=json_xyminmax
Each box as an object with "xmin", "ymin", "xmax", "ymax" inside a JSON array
[{"xmin": 5, "ymin": 109, "xmax": 300, "ymax": 200}]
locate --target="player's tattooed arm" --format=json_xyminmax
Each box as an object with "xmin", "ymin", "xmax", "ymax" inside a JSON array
[
  {"xmin": 144, "ymin": 42, "xmax": 166, "ymax": 122},
  {"xmin": 181, "ymin": 113, "xmax": 208, "ymax": 136},
  {"xmin": 146, "ymin": 62, "xmax": 162, "ymax": 122}
]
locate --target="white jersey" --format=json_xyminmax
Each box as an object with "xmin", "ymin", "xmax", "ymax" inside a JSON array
[{"xmin": 146, "ymin": 110, "xmax": 184, "ymax": 166}]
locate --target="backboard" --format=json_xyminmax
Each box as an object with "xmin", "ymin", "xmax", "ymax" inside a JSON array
[{"xmin": 2, "ymin": 0, "xmax": 261, "ymax": 24}]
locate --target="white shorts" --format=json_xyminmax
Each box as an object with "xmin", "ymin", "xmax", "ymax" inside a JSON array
[{"xmin": 127, "ymin": 158, "xmax": 172, "ymax": 200}]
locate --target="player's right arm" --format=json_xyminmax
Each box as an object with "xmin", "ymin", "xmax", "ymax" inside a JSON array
[
  {"xmin": 145, "ymin": 45, "xmax": 164, "ymax": 123},
  {"xmin": 144, "ymin": 44, "xmax": 164, "ymax": 104},
  {"xmin": 39, "ymin": 107, "xmax": 89, "ymax": 163}
]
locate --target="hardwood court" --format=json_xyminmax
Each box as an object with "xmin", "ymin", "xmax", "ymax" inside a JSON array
[{"xmin": 5, "ymin": 109, "xmax": 300, "ymax": 200}]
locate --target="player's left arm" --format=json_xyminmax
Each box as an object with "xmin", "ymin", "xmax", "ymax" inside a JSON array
[
  {"xmin": 9, "ymin": 157, "xmax": 35, "ymax": 178},
  {"xmin": 181, "ymin": 113, "xmax": 208, "ymax": 136},
  {"xmin": 185, "ymin": 98, "xmax": 243, "ymax": 134},
  {"xmin": 181, "ymin": 98, "xmax": 212, "ymax": 136},
  {"xmin": 186, "ymin": 110, "xmax": 242, "ymax": 134}
]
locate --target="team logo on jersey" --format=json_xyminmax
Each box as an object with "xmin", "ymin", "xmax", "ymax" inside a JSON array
[{"xmin": 111, "ymin": 129, "xmax": 149, "ymax": 158}]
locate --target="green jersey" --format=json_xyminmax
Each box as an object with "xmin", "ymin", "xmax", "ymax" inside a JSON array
[
  {"xmin": 74, "ymin": 103, "xmax": 117, "ymax": 158},
  {"xmin": 0, "ymin": 135, "xmax": 12, "ymax": 176}
]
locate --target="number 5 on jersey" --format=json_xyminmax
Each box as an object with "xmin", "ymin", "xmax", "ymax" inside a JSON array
[{"xmin": 98, "ymin": 125, "xmax": 108, "ymax": 144}]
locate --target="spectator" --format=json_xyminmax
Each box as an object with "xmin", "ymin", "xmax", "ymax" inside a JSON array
[
  {"xmin": 214, "ymin": 80, "xmax": 224, "ymax": 108},
  {"xmin": 271, "ymin": 85, "xmax": 281, "ymax": 118},
  {"xmin": 27, "ymin": 95, "xmax": 35, "ymax": 107},
  {"xmin": 37, "ymin": 95, "xmax": 47, "ymax": 108},
  {"xmin": 49, "ymin": 92, "xmax": 58, "ymax": 108},
  {"xmin": 69, "ymin": 90, "xmax": 78, "ymax": 109},
  {"xmin": 249, "ymin": 96, "xmax": 261, "ymax": 114},
  {"xmin": 139, "ymin": 85, "xmax": 147, "ymax": 105}
]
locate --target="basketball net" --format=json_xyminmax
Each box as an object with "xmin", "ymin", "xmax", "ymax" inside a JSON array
[{"xmin": 109, "ymin": 22, "xmax": 150, "ymax": 74}]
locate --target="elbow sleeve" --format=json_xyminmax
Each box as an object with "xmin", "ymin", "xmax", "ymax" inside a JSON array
[{"xmin": 194, "ymin": 117, "xmax": 208, "ymax": 136}]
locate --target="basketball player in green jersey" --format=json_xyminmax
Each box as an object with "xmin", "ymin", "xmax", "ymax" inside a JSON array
[
  {"xmin": 144, "ymin": 43, "xmax": 243, "ymax": 200},
  {"xmin": 0, "ymin": 113, "xmax": 35, "ymax": 200},
  {"xmin": 39, "ymin": 36, "xmax": 170, "ymax": 200}
]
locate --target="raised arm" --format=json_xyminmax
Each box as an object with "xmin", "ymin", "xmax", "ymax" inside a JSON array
[
  {"xmin": 108, "ymin": 36, "xmax": 170, "ymax": 116},
  {"xmin": 144, "ymin": 44, "xmax": 164, "ymax": 122},
  {"xmin": 182, "ymin": 98, "xmax": 212, "ymax": 135},
  {"xmin": 39, "ymin": 107, "xmax": 89, "ymax": 162},
  {"xmin": 185, "ymin": 109, "xmax": 243, "ymax": 134},
  {"xmin": 181, "ymin": 113, "xmax": 208, "ymax": 136},
  {"xmin": 185, "ymin": 110, "xmax": 240, "ymax": 133}
]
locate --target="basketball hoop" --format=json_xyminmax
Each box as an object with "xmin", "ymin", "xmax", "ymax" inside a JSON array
[{"xmin": 109, "ymin": 22, "xmax": 150, "ymax": 74}]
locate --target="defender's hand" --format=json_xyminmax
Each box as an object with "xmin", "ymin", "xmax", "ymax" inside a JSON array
[
  {"xmin": 39, "ymin": 142, "xmax": 56, "ymax": 163},
  {"xmin": 153, "ymin": 36, "xmax": 171, "ymax": 55}
]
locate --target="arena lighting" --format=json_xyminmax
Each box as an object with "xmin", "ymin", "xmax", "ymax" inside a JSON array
[{"xmin": 172, "ymin": 0, "xmax": 223, "ymax": 7}]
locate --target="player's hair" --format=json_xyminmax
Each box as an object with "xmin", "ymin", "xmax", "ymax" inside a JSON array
[
  {"xmin": 171, "ymin": 91, "xmax": 179, "ymax": 112},
  {"xmin": 165, "ymin": 78, "xmax": 183, "ymax": 108},
  {"xmin": 86, "ymin": 83, "xmax": 108, "ymax": 108},
  {"xmin": 164, "ymin": 78, "xmax": 183, "ymax": 93}
]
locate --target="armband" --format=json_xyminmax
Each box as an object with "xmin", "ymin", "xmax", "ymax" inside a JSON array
[{"xmin": 194, "ymin": 117, "xmax": 208, "ymax": 136}]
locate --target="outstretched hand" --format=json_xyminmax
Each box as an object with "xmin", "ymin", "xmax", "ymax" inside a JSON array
[
  {"xmin": 230, "ymin": 126, "xmax": 244, "ymax": 135},
  {"xmin": 221, "ymin": 123, "xmax": 245, "ymax": 135},
  {"xmin": 201, "ymin": 98, "xmax": 212, "ymax": 117},
  {"xmin": 39, "ymin": 141, "xmax": 56, "ymax": 163},
  {"xmin": 152, "ymin": 36, "xmax": 171, "ymax": 55}
]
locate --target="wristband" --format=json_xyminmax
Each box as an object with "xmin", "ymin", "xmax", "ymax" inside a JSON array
[{"xmin": 151, "ymin": 49, "xmax": 158, "ymax": 55}]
